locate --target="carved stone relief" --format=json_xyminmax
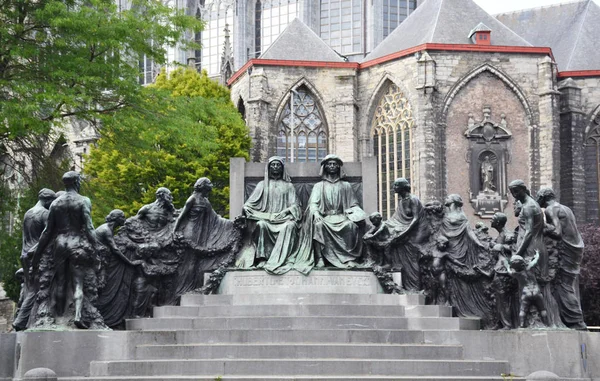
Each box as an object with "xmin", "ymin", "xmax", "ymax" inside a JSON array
[{"xmin": 465, "ymin": 107, "xmax": 512, "ymax": 218}]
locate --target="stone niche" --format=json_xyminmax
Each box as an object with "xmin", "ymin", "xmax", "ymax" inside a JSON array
[{"xmin": 464, "ymin": 107, "xmax": 512, "ymax": 218}]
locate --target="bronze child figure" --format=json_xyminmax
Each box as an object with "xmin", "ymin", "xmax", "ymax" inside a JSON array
[
  {"xmin": 423, "ymin": 235, "xmax": 466, "ymax": 305},
  {"xmin": 504, "ymin": 251, "xmax": 549, "ymax": 328}
]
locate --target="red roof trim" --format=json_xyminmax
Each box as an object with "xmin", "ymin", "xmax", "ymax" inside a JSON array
[
  {"xmin": 227, "ymin": 59, "xmax": 358, "ymax": 85},
  {"xmin": 228, "ymin": 44, "xmax": 555, "ymax": 85},
  {"xmin": 360, "ymin": 43, "xmax": 553, "ymax": 69},
  {"xmin": 558, "ymin": 70, "xmax": 600, "ymax": 78}
]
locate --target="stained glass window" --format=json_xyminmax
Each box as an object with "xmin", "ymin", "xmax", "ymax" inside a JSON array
[
  {"xmin": 372, "ymin": 83, "xmax": 414, "ymax": 219},
  {"xmin": 277, "ymin": 87, "xmax": 328, "ymax": 162}
]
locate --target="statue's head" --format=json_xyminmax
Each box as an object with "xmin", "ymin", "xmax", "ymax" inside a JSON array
[
  {"xmin": 320, "ymin": 154, "xmax": 343, "ymax": 177},
  {"xmin": 267, "ymin": 156, "xmax": 284, "ymax": 180},
  {"xmin": 62, "ymin": 171, "xmax": 81, "ymax": 191},
  {"xmin": 475, "ymin": 221, "xmax": 489, "ymax": 233},
  {"xmin": 38, "ymin": 188, "xmax": 57, "ymax": 209},
  {"xmin": 491, "ymin": 212, "xmax": 507, "ymax": 230},
  {"xmin": 393, "ymin": 178, "xmax": 411, "ymax": 195},
  {"xmin": 155, "ymin": 187, "xmax": 173, "ymax": 203},
  {"xmin": 194, "ymin": 177, "xmax": 213, "ymax": 194},
  {"xmin": 536, "ymin": 187, "xmax": 556, "ymax": 208},
  {"xmin": 105, "ymin": 209, "xmax": 126, "ymax": 226},
  {"xmin": 369, "ymin": 211, "xmax": 382, "ymax": 226},
  {"xmin": 491, "ymin": 243, "xmax": 509, "ymax": 257},
  {"xmin": 15, "ymin": 268, "xmax": 24, "ymax": 283},
  {"xmin": 508, "ymin": 179, "xmax": 530, "ymax": 202},
  {"xmin": 509, "ymin": 255, "xmax": 526, "ymax": 271},
  {"xmin": 444, "ymin": 194, "xmax": 463, "ymax": 207}
]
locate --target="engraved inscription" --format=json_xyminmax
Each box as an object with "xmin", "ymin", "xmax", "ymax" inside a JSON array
[{"xmin": 233, "ymin": 275, "xmax": 373, "ymax": 287}]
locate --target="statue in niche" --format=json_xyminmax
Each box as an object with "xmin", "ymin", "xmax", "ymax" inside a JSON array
[
  {"xmin": 503, "ymin": 252, "xmax": 550, "ymax": 328},
  {"xmin": 383, "ymin": 178, "xmax": 428, "ymax": 291},
  {"xmin": 96, "ymin": 209, "xmax": 141, "ymax": 328},
  {"xmin": 508, "ymin": 180, "xmax": 564, "ymax": 328},
  {"xmin": 12, "ymin": 188, "xmax": 57, "ymax": 331},
  {"xmin": 481, "ymin": 155, "xmax": 496, "ymax": 192},
  {"xmin": 536, "ymin": 187, "xmax": 587, "ymax": 330},
  {"xmin": 236, "ymin": 157, "xmax": 301, "ymax": 274},
  {"xmin": 293, "ymin": 154, "xmax": 368, "ymax": 274},
  {"xmin": 29, "ymin": 172, "xmax": 106, "ymax": 330},
  {"xmin": 465, "ymin": 107, "xmax": 511, "ymax": 218},
  {"xmin": 173, "ymin": 177, "xmax": 244, "ymax": 296}
]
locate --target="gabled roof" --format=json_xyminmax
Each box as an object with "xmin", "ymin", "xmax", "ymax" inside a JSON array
[
  {"xmin": 469, "ymin": 22, "xmax": 491, "ymax": 38},
  {"xmin": 259, "ymin": 18, "xmax": 345, "ymax": 62},
  {"xmin": 496, "ymin": 0, "xmax": 600, "ymax": 71},
  {"xmin": 363, "ymin": 0, "xmax": 531, "ymax": 62}
]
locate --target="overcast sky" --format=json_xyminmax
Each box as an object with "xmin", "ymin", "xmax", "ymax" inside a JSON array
[{"xmin": 472, "ymin": 0, "xmax": 598, "ymax": 14}]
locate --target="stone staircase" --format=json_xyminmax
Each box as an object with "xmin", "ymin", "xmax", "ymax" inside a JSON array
[{"xmin": 62, "ymin": 292, "xmax": 524, "ymax": 380}]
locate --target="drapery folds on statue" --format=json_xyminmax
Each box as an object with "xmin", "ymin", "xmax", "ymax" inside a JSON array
[
  {"xmin": 173, "ymin": 178, "xmax": 241, "ymax": 296},
  {"xmin": 293, "ymin": 155, "xmax": 367, "ymax": 274},
  {"xmin": 237, "ymin": 157, "xmax": 301, "ymax": 274}
]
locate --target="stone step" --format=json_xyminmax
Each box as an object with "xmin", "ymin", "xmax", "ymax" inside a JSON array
[
  {"xmin": 153, "ymin": 304, "xmax": 406, "ymax": 318},
  {"xmin": 155, "ymin": 304, "xmax": 452, "ymax": 318},
  {"xmin": 180, "ymin": 293, "xmax": 425, "ymax": 307},
  {"xmin": 127, "ymin": 316, "xmax": 480, "ymax": 331},
  {"xmin": 133, "ymin": 329, "xmax": 429, "ymax": 345},
  {"xmin": 134, "ymin": 343, "xmax": 464, "ymax": 360},
  {"xmin": 90, "ymin": 359, "xmax": 510, "ymax": 377},
  {"xmin": 62, "ymin": 376, "xmax": 525, "ymax": 381}
]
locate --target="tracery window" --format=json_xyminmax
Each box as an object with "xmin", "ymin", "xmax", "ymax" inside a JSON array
[
  {"xmin": 277, "ymin": 87, "xmax": 328, "ymax": 163},
  {"xmin": 372, "ymin": 83, "xmax": 414, "ymax": 219}
]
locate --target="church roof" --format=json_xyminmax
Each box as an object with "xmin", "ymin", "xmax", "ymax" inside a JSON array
[
  {"xmin": 259, "ymin": 18, "xmax": 346, "ymax": 62},
  {"xmin": 363, "ymin": 0, "xmax": 531, "ymax": 62},
  {"xmin": 496, "ymin": 0, "xmax": 600, "ymax": 71}
]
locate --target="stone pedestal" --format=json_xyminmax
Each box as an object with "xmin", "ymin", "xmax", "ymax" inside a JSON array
[{"xmin": 216, "ymin": 270, "xmax": 384, "ymax": 295}]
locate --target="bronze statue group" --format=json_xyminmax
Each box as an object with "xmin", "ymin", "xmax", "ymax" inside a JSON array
[{"xmin": 13, "ymin": 155, "xmax": 587, "ymax": 331}]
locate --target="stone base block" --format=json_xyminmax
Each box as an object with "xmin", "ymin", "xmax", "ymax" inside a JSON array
[{"xmin": 217, "ymin": 270, "xmax": 383, "ymax": 295}]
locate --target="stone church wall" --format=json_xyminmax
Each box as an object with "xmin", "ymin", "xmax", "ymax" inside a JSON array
[
  {"xmin": 231, "ymin": 50, "xmax": 588, "ymax": 224},
  {"xmin": 354, "ymin": 51, "xmax": 547, "ymax": 223},
  {"xmin": 230, "ymin": 65, "xmax": 358, "ymax": 163},
  {"xmin": 570, "ymin": 76, "xmax": 600, "ymax": 223}
]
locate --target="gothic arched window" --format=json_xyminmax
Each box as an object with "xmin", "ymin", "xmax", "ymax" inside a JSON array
[
  {"xmin": 277, "ymin": 87, "xmax": 328, "ymax": 162},
  {"xmin": 372, "ymin": 83, "xmax": 414, "ymax": 219}
]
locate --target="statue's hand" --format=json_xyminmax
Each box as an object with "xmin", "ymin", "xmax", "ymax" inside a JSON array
[
  {"xmin": 234, "ymin": 215, "xmax": 246, "ymax": 230},
  {"xmin": 274, "ymin": 210, "xmax": 289, "ymax": 220},
  {"xmin": 313, "ymin": 212, "xmax": 323, "ymax": 223}
]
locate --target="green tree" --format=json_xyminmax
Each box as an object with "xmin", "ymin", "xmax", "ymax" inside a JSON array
[
  {"xmin": 0, "ymin": 0, "xmax": 201, "ymax": 184},
  {"xmin": 0, "ymin": 0, "xmax": 201, "ymax": 300},
  {"xmin": 83, "ymin": 68, "xmax": 250, "ymax": 222}
]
